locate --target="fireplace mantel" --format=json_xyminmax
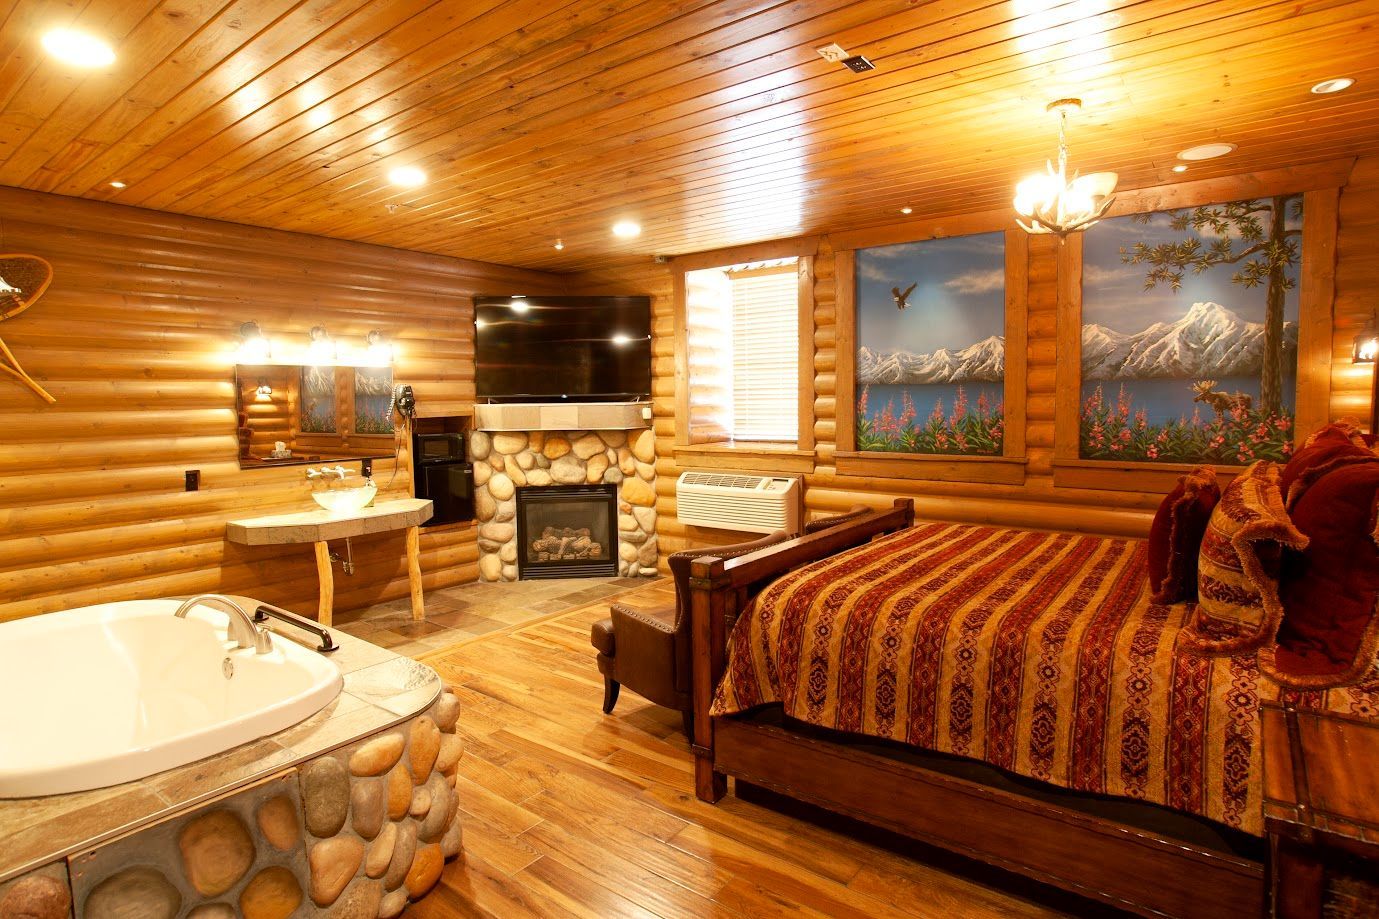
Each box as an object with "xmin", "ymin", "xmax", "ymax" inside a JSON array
[{"xmin": 473, "ymin": 401, "xmax": 651, "ymax": 432}]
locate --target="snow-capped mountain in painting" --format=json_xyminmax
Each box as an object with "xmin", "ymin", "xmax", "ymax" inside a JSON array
[
  {"xmin": 857, "ymin": 335, "xmax": 1004, "ymax": 384},
  {"xmin": 1082, "ymin": 301, "xmax": 1297, "ymax": 381}
]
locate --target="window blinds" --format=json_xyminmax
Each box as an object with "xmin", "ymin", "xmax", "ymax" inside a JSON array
[{"xmin": 728, "ymin": 265, "xmax": 798, "ymax": 442}]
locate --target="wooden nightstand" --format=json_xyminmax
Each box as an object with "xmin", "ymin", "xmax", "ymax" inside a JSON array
[{"xmin": 1263, "ymin": 702, "xmax": 1379, "ymax": 918}]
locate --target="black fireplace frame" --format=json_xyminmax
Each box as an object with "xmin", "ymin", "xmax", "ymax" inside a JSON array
[{"xmin": 514, "ymin": 484, "xmax": 619, "ymax": 579}]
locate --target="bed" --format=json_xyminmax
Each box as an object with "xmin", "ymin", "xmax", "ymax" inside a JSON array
[{"xmin": 687, "ymin": 499, "xmax": 1379, "ymax": 918}]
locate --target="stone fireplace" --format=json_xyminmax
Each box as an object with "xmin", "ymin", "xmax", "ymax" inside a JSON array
[{"xmin": 468, "ymin": 427, "xmax": 657, "ymax": 582}]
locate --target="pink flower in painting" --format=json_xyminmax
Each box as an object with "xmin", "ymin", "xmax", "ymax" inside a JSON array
[
  {"xmin": 1119, "ymin": 429, "xmax": 1132, "ymax": 443},
  {"xmin": 977, "ymin": 391, "xmax": 990, "ymax": 417},
  {"xmin": 1135, "ymin": 409, "xmax": 1147, "ymax": 431},
  {"xmin": 930, "ymin": 397, "xmax": 945, "ymax": 423},
  {"xmin": 858, "ymin": 385, "xmax": 870, "ymax": 419},
  {"xmin": 1147, "ymin": 446, "xmax": 1159, "ymax": 459},
  {"xmin": 1116, "ymin": 385, "xmax": 1130, "ymax": 420},
  {"xmin": 951, "ymin": 386, "xmax": 969, "ymax": 426}
]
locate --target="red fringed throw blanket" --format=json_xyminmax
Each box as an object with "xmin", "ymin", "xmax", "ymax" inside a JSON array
[{"xmin": 713, "ymin": 523, "xmax": 1275, "ymax": 833}]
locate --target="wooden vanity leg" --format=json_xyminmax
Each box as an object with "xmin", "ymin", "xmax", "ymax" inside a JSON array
[
  {"xmin": 406, "ymin": 525, "xmax": 425, "ymax": 621},
  {"xmin": 314, "ymin": 540, "xmax": 334, "ymax": 627}
]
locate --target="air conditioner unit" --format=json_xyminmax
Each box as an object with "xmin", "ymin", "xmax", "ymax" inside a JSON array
[{"xmin": 675, "ymin": 471, "xmax": 801, "ymax": 535}]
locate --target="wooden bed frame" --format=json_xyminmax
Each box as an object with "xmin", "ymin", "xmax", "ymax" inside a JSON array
[{"xmin": 687, "ymin": 499, "xmax": 1267, "ymax": 919}]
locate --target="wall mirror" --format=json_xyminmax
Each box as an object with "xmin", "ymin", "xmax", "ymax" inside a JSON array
[{"xmin": 235, "ymin": 364, "xmax": 395, "ymax": 469}]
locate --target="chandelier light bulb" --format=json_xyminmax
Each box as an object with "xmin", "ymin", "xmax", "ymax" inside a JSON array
[{"xmin": 1013, "ymin": 99, "xmax": 1117, "ymax": 238}]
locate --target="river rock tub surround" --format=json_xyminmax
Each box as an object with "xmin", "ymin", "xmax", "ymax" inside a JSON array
[
  {"xmin": 469, "ymin": 429, "xmax": 658, "ymax": 581},
  {"xmin": 0, "ymin": 612, "xmax": 463, "ymax": 919}
]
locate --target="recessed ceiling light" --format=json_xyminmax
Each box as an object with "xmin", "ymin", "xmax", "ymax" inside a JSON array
[
  {"xmin": 554, "ymin": 239, "xmax": 564, "ymax": 251},
  {"xmin": 109, "ymin": 180, "xmax": 126, "ymax": 188},
  {"xmin": 1177, "ymin": 143, "xmax": 1237, "ymax": 161},
  {"xmin": 1311, "ymin": 77, "xmax": 1354, "ymax": 95},
  {"xmin": 41, "ymin": 28, "xmax": 115, "ymax": 68},
  {"xmin": 1171, "ymin": 164, "xmax": 1189, "ymax": 173},
  {"xmin": 387, "ymin": 166, "xmax": 426, "ymax": 187},
  {"xmin": 900, "ymin": 206, "xmax": 913, "ymax": 215},
  {"xmin": 612, "ymin": 220, "xmax": 641, "ymax": 238}
]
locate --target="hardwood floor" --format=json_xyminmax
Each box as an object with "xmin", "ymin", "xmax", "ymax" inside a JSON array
[{"xmin": 412, "ymin": 586, "xmax": 1095, "ymax": 918}]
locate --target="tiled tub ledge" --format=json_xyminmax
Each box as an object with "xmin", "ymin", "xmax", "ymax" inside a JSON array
[{"xmin": 0, "ymin": 621, "xmax": 462, "ymax": 919}]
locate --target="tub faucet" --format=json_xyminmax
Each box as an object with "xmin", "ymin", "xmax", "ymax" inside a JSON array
[{"xmin": 174, "ymin": 594, "xmax": 273, "ymax": 654}]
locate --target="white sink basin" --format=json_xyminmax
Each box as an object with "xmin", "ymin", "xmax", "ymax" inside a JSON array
[{"xmin": 312, "ymin": 482, "xmax": 377, "ymax": 514}]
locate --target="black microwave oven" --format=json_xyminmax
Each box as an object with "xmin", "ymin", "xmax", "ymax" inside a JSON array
[{"xmin": 413, "ymin": 432, "xmax": 465, "ymax": 463}]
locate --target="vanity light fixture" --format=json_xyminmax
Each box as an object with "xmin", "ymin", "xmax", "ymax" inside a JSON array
[
  {"xmin": 1177, "ymin": 142, "xmax": 1236, "ymax": 161},
  {"xmin": 1311, "ymin": 77, "xmax": 1354, "ymax": 95},
  {"xmin": 236, "ymin": 321, "xmax": 271, "ymax": 363},
  {"xmin": 306, "ymin": 326, "xmax": 336, "ymax": 365},
  {"xmin": 509, "ymin": 297, "xmax": 530, "ymax": 314},
  {"xmin": 387, "ymin": 165, "xmax": 426, "ymax": 188},
  {"xmin": 41, "ymin": 28, "xmax": 116, "ymax": 68},
  {"xmin": 612, "ymin": 220, "xmax": 641, "ymax": 239},
  {"xmin": 364, "ymin": 329, "xmax": 393, "ymax": 365},
  {"xmin": 611, "ymin": 333, "xmax": 631, "ymax": 346},
  {"xmin": 1013, "ymin": 98, "xmax": 1118, "ymax": 238}
]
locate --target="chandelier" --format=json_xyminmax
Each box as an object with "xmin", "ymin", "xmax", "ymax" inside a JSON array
[{"xmin": 1013, "ymin": 98, "xmax": 1117, "ymax": 237}]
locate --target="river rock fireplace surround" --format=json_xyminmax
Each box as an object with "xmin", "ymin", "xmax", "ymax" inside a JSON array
[{"xmin": 468, "ymin": 425, "xmax": 658, "ymax": 582}]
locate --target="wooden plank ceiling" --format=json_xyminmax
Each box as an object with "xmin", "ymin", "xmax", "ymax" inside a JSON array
[{"xmin": 0, "ymin": 0, "xmax": 1376, "ymax": 272}]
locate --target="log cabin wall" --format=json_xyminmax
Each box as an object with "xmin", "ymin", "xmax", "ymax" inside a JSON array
[
  {"xmin": 570, "ymin": 156, "xmax": 1379, "ymax": 567},
  {"xmin": 0, "ymin": 186, "xmax": 561, "ymax": 623}
]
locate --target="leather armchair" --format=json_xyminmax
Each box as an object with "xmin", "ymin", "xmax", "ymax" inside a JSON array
[{"xmin": 591, "ymin": 530, "xmax": 789, "ymax": 735}]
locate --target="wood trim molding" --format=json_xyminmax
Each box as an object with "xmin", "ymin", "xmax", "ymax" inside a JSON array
[
  {"xmin": 835, "ymin": 452, "xmax": 1028, "ymax": 485},
  {"xmin": 1101, "ymin": 160, "xmax": 1355, "ymax": 220},
  {"xmin": 1004, "ymin": 229, "xmax": 1029, "ymax": 461},
  {"xmin": 1296, "ymin": 186, "xmax": 1339, "ymax": 439},
  {"xmin": 828, "ymin": 208, "xmax": 1014, "ymax": 252},
  {"xmin": 834, "ymin": 250, "xmax": 857, "ymax": 454},
  {"xmin": 1052, "ymin": 168, "xmax": 1342, "ymax": 488},
  {"xmin": 673, "ymin": 444, "xmax": 816, "ymax": 475},
  {"xmin": 797, "ymin": 255, "xmax": 817, "ymax": 453},
  {"xmin": 672, "ymin": 267, "xmax": 690, "ymax": 447},
  {"xmin": 671, "ymin": 236, "xmax": 820, "ymax": 273}
]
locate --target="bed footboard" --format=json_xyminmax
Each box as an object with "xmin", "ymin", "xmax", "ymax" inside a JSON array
[{"xmin": 687, "ymin": 498, "xmax": 915, "ymax": 802}]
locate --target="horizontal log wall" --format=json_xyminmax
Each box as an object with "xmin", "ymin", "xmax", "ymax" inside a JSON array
[
  {"xmin": 0, "ymin": 187, "xmax": 560, "ymax": 623},
  {"xmin": 570, "ymin": 156, "xmax": 1379, "ymax": 567}
]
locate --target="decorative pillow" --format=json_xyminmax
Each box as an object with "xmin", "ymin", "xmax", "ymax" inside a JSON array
[
  {"xmin": 1186, "ymin": 461, "xmax": 1308, "ymax": 654},
  {"xmin": 1279, "ymin": 420, "xmax": 1377, "ymax": 510},
  {"xmin": 1147, "ymin": 465, "xmax": 1220, "ymax": 604},
  {"xmin": 1260, "ymin": 462, "xmax": 1379, "ymax": 688}
]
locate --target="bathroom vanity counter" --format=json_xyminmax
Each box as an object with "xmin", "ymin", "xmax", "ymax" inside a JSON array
[
  {"xmin": 226, "ymin": 498, "xmax": 433, "ymax": 626},
  {"xmin": 0, "ymin": 607, "xmax": 444, "ymax": 886}
]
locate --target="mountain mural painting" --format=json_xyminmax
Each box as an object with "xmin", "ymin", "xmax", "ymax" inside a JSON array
[
  {"xmin": 855, "ymin": 231, "xmax": 1006, "ymax": 455},
  {"xmin": 1079, "ymin": 196, "xmax": 1301, "ymax": 465}
]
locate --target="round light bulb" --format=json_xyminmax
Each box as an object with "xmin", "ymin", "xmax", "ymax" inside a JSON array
[
  {"xmin": 1310, "ymin": 77, "xmax": 1354, "ymax": 95},
  {"xmin": 41, "ymin": 28, "xmax": 115, "ymax": 68},
  {"xmin": 387, "ymin": 166, "xmax": 426, "ymax": 187}
]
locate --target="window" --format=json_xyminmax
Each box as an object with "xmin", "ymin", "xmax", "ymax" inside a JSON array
[{"xmin": 684, "ymin": 259, "xmax": 799, "ymax": 444}]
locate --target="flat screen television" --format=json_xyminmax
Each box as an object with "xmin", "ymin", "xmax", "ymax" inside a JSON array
[{"xmin": 474, "ymin": 295, "xmax": 652, "ymax": 402}]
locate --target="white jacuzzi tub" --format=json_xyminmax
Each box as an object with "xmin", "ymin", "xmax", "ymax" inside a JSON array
[{"xmin": 0, "ymin": 597, "xmax": 343, "ymax": 798}]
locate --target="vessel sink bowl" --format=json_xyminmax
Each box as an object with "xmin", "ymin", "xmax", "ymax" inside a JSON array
[{"xmin": 312, "ymin": 482, "xmax": 377, "ymax": 514}]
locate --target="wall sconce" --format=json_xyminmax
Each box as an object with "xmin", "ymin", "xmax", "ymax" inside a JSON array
[
  {"xmin": 306, "ymin": 326, "xmax": 336, "ymax": 365},
  {"xmin": 364, "ymin": 329, "xmax": 394, "ymax": 366},
  {"xmin": 1353, "ymin": 320, "xmax": 1378, "ymax": 363},
  {"xmin": 255, "ymin": 379, "xmax": 273, "ymax": 397},
  {"xmin": 236, "ymin": 321, "xmax": 271, "ymax": 363}
]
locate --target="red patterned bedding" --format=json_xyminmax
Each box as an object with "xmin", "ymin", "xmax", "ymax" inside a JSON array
[{"xmin": 710, "ymin": 522, "xmax": 1379, "ymax": 836}]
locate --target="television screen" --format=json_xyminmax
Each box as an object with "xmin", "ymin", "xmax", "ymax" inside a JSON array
[{"xmin": 474, "ymin": 295, "xmax": 652, "ymax": 401}]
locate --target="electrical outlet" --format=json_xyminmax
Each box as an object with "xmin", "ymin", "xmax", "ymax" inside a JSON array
[{"xmin": 816, "ymin": 43, "xmax": 847, "ymax": 63}]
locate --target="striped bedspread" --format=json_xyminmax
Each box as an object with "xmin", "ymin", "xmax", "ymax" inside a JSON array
[{"xmin": 711, "ymin": 522, "xmax": 1268, "ymax": 834}]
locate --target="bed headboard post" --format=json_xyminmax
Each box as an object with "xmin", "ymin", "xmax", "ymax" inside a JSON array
[{"xmin": 689, "ymin": 555, "xmax": 730, "ymax": 802}]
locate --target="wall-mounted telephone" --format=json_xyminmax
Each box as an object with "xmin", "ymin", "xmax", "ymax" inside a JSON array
[{"xmin": 390, "ymin": 384, "xmax": 415, "ymax": 420}]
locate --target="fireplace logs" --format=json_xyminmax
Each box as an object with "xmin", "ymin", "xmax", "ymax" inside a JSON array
[{"xmin": 530, "ymin": 526, "xmax": 606, "ymax": 562}]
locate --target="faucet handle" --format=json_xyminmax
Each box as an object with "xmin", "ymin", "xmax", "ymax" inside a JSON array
[{"xmin": 254, "ymin": 627, "xmax": 274, "ymax": 654}]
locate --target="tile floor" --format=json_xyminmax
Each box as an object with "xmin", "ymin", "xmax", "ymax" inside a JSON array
[{"xmin": 333, "ymin": 576, "xmax": 654, "ymax": 657}]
